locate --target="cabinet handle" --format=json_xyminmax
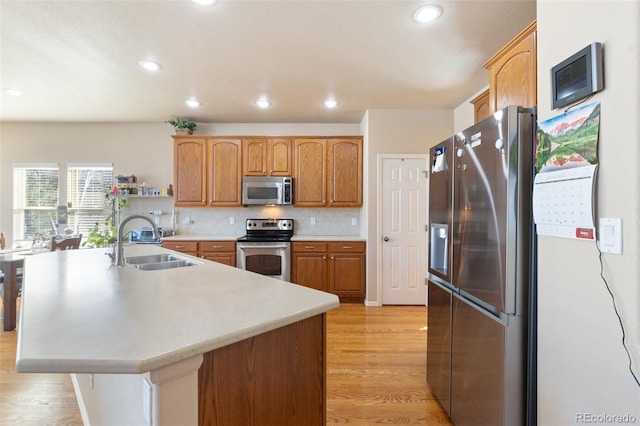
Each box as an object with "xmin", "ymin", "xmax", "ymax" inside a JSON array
[
  {"xmin": 211, "ymin": 245, "xmax": 223, "ymax": 249},
  {"xmin": 304, "ymin": 245, "xmax": 315, "ymax": 249},
  {"xmin": 342, "ymin": 246, "xmax": 352, "ymax": 249},
  {"xmin": 175, "ymin": 245, "xmax": 186, "ymax": 249}
]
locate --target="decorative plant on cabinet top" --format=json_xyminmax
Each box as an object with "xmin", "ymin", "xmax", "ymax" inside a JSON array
[{"xmin": 166, "ymin": 117, "xmax": 197, "ymax": 135}]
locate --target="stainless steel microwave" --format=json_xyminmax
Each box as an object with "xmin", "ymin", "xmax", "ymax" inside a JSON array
[{"xmin": 242, "ymin": 176, "xmax": 293, "ymax": 205}]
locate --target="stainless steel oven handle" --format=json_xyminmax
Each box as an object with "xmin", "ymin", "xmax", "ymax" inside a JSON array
[{"xmin": 238, "ymin": 245, "xmax": 289, "ymax": 250}]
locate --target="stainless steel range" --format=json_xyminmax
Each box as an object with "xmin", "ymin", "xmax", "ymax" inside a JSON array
[{"xmin": 236, "ymin": 218, "xmax": 293, "ymax": 281}]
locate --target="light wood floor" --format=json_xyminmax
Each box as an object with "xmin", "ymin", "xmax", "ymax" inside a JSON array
[{"xmin": 1, "ymin": 301, "xmax": 452, "ymax": 425}]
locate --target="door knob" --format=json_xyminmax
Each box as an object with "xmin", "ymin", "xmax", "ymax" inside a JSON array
[{"xmin": 383, "ymin": 236, "xmax": 389, "ymax": 242}]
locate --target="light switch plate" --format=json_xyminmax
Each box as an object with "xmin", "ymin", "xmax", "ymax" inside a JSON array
[{"xmin": 599, "ymin": 217, "xmax": 622, "ymax": 254}]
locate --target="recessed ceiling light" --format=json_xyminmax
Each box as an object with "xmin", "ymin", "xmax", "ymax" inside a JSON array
[
  {"xmin": 138, "ymin": 60, "xmax": 162, "ymax": 72},
  {"xmin": 412, "ymin": 4, "xmax": 443, "ymax": 23},
  {"xmin": 3, "ymin": 88, "xmax": 22, "ymax": 96},
  {"xmin": 191, "ymin": 0, "xmax": 218, "ymax": 5},
  {"xmin": 324, "ymin": 99, "xmax": 339, "ymax": 108},
  {"xmin": 185, "ymin": 98, "xmax": 201, "ymax": 108},
  {"xmin": 255, "ymin": 98, "xmax": 271, "ymax": 109}
]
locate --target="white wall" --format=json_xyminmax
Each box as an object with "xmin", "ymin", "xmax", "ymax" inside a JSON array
[
  {"xmin": 453, "ymin": 85, "xmax": 489, "ymax": 132},
  {"xmin": 0, "ymin": 122, "xmax": 361, "ymax": 245},
  {"xmin": 363, "ymin": 109, "xmax": 453, "ymax": 304},
  {"xmin": 0, "ymin": 123, "xmax": 175, "ymax": 244},
  {"xmin": 536, "ymin": 1, "xmax": 640, "ymax": 424}
]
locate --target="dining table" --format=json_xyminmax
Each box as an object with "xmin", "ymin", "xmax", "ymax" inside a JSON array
[{"xmin": 1, "ymin": 248, "xmax": 32, "ymax": 331}]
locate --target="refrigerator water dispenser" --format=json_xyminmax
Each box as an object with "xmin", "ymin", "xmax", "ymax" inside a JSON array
[{"xmin": 430, "ymin": 223, "xmax": 449, "ymax": 275}]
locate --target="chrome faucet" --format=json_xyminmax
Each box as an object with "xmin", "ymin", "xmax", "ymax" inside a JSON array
[{"xmin": 112, "ymin": 214, "xmax": 160, "ymax": 266}]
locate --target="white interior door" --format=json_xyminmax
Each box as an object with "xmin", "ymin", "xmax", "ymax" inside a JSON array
[{"xmin": 380, "ymin": 155, "xmax": 428, "ymax": 305}]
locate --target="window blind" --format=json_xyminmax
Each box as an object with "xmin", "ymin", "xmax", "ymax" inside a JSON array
[
  {"xmin": 12, "ymin": 165, "xmax": 59, "ymax": 242},
  {"xmin": 67, "ymin": 165, "xmax": 114, "ymax": 237}
]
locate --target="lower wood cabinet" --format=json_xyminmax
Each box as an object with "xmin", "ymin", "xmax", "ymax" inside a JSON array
[
  {"xmin": 162, "ymin": 240, "xmax": 236, "ymax": 267},
  {"xmin": 198, "ymin": 313, "xmax": 326, "ymax": 425},
  {"xmin": 164, "ymin": 239, "xmax": 364, "ymax": 297},
  {"xmin": 292, "ymin": 241, "xmax": 365, "ymax": 299},
  {"xmin": 198, "ymin": 240, "xmax": 236, "ymax": 266},
  {"xmin": 161, "ymin": 241, "xmax": 198, "ymax": 256},
  {"xmin": 327, "ymin": 242, "xmax": 366, "ymax": 297},
  {"xmin": 292, "ymin": 242, "xmax": 327, "ymax": 292}
]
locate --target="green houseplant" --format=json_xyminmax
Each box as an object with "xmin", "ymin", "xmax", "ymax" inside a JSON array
[
  {"xmin": 83, "ymin": 191, "xmax": 127, "ymax": 248},
  {"xmin": 166, "ymin": 117, "xmax": 197, "ymax": 135}
]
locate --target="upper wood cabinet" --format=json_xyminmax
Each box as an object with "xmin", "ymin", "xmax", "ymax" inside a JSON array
[
  {"xmin": 175, "ymin": 135, "xmax": 362, "ymax": 208},
  {"xmin": 173, "ymin": 137, "xmax": 242, "ymax": 207},
  {"xmin": 327, "ymin": 138, "xmax": 363, "ymax": 207},
  {"xmin": 293, "ymin": 138, "xmax": 327, "ymax": 207},
  {"xmin": 484, "ymin": 20, "xmax": 537, "ymax": 113},
  {"xmin": 470, "ymin": 89, "xmax": 491, "ymax": 123},
  {"xmin": 207, "ymin": 139, "xmax": 242, "ymax": 206},
  {"xmin": 293, "ymin": 137, "xmax": 363, "ymax": 207},
  {"xmin": 243, "ymin": 138, "xmax": 292, "ymax": 176},
  {"xmin": 173, "ymin": 137, "xmax": 207, "ymax": 206}
]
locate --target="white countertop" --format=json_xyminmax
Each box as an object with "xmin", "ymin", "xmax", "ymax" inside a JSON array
[
  {"xmin": 16, "ymin": 245, "xmax": 339, "ymax": 375},
  {"xmin": 162, "ymin": 235, "xmax": 240, "ymax": 241},
  {"xmin": 162, "ymin": 235, "xmax": 365, "ymax": 242},
  {"xmin": 291, "ymin": 235, "xmax": 365, "ymax": 241}
]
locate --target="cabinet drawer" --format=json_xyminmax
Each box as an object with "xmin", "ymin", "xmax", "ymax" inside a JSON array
[
  {"xmin": 292, "ymin": 242, "xmax": 327, "ymax": 253},
  {"xmin": 162, "ymin": 241, "xmax": 198, "ymax": 253},
  {"xmin": 198, "ymin": 241, "xmax": 236, "ymax": 253},
  {"xmin": 327, "ymin": 241, "xmax": 365, "ymax": 253}
]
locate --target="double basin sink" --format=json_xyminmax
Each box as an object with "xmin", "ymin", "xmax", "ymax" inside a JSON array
[{"xmin": 124, "ymin": 254, "xmax": 200, "ymax": 271}]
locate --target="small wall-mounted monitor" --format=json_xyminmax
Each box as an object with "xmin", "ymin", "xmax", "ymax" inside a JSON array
[{"xmin": 551, "ymin": 42, "xmax": 604, "ymax": 109}]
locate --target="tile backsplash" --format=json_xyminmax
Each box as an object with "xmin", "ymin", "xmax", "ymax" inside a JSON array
[{"xmin": 168, "ymin": 206, "xmax": 362, "ymax": 237}]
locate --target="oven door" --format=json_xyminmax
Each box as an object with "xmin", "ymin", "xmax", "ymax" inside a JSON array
[{"xmin": 237, "ymin": 241, "xmax": 291, "ymax": 281}]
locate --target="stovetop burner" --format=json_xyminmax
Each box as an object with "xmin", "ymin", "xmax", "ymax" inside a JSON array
[{"xmin": 237, "ymin": 218, "xmax": 294, "ymax": 243}]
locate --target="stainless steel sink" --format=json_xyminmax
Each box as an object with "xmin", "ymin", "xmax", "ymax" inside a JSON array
[
  {"xmin": 134, "ymin": 259, "xmax": 197, "ymax": 271},
  {"xmin": 124, "ymin": 254, "xmax": 184, "ymax": 265},
  {"xmin": 124, "ymin": 254, "xmax": 200, "ymax": 271}
]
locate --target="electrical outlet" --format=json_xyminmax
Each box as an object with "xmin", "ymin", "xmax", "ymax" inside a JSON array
[
  {"xmin": 351, "ymin": 217, "xmax": 357, "ymax": 226},
  {"xmin": 229, "ymin": 216, "xmax": 235, "ymax": 225},
  {"xmin": 310, "ymin": 217, "xmax": 316, "ymax": 225},
  {"xmin": 181, "ymin": 216, "xmax": 192, "ymax": 225},
  {"xmin": 142, "ymin": 378, "xmax": 152, "ymax": 425}
]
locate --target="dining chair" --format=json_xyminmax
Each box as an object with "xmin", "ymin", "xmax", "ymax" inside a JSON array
[{"xmin": 50, "ymin": 234, "xmax": 82, "ymax": 251}]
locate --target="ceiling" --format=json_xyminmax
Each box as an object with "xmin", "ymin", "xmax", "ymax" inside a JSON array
[{"xmin": 0, "ymin": 0, "xmax": 536, "ymax": 124}]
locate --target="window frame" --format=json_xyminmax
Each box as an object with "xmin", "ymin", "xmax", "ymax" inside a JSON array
[{"xmin": 12, "ymin": 163, "xmax": 114, "ymax": 246}]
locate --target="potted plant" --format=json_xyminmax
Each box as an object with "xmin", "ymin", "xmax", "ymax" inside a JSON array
[{"xmin": 166, "ymin": 117, "xmax": 197, "ymax": 135}]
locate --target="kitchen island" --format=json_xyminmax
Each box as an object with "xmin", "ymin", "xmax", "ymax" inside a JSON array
[{"xmin": 16, "ymin": 244, "xmax": 339, "ymax": 425}]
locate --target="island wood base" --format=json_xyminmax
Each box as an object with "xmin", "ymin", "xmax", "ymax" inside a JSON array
[{"xmin": 198, "ymin": 313, "xmax": 326, "ymax": 425}]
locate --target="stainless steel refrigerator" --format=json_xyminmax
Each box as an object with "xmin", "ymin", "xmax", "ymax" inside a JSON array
[{"xmin": 427, "ymin": 105, "xmax": 537, "ymax": 426}]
